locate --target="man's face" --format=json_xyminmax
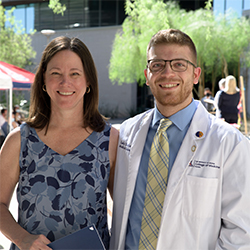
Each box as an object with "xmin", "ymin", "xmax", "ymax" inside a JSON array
[
  {"xmin": 3, "ymin": 110, "xmax": 7, "ymax": 118},
  {"xmin": 204, "ymin": 90, "xmax": 211, "ymax": 97},
  {"xmin": 144, "ymin": 44, "xmax": 201, "ymax": 116}
]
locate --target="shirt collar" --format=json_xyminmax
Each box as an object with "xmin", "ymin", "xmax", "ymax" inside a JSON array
[{"xmin": 152, "ymin": 99, "xmax": 197, "ymax": 131}]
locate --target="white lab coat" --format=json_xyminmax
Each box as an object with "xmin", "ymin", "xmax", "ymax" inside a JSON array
[{"xmin": 110, "ymin": 100, "xmax": 250, "ymax": 250}]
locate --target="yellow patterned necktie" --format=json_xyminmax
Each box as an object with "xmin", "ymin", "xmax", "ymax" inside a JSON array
[{"xmin": 139, "ymin": 118, "xmax": 172, "ymax": 250}]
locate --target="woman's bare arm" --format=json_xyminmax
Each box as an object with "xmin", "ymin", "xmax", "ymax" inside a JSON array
[{"xmin": 0, "ymin": 128, "xmax": 51, "ymax": 250}]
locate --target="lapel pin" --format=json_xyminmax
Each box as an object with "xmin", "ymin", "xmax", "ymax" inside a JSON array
[{"xmin": 195, "ymin": 131, "xmax": 204, "ymax": 138}]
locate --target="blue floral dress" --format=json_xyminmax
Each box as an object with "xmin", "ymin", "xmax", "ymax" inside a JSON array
[{"xmin": 11, "ymin": 123, "xmax": 111, "ymax": 250}]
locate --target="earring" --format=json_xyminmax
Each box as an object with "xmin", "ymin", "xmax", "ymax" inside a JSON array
[
  {"xmin": 86, "ymin": 86, "xmax": 90, "ymax": 93},
  {"xmin": 42, "ymin": 84, "xmax": 47, "ymax": 92}
]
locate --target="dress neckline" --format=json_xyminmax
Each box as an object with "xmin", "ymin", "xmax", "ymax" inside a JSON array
[{"xmin": 29, "ymin": 126, "xmax": 95, "ymax": 157}]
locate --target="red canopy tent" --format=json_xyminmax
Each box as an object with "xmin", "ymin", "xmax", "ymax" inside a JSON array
[
  {"xmin": 0, "ymin": 61, "xmax": 35, "ymax": 90},
  {"xmin": 0, "ymin": 62, "xmax": 35, "ymax": 130}
]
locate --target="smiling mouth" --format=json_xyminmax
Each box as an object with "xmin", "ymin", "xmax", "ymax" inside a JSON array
[
  {"xmin": 160, "ymin": 83, "xmax": 179, "ymax": 88},
  {"xmin": 58, "ymin": 91, "xmax": 74, "ymax": 96}
]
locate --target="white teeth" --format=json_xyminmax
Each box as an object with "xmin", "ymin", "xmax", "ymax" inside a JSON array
[
  {"xmin": 161, "ymin": 84, "xmax": 178, "ymax": 88},
  {"xmin": 59, "ymin": 92, "xmax": 74, "ymax": 96}
]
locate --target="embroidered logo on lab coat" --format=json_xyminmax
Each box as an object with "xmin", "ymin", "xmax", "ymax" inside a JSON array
[
  {"xmin": 189, "ymin": 160, "xmax": 220, "ymax": 169},
  {"xmin": 119, "ymin": 140, "xmax": 131, "ymax": 152}
]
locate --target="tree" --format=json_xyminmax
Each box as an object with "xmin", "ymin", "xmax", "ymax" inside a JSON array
[
  {"xmin": 109, "ymin": 0, "xmax": 250, "ymax": 99},
  {"xmin": 48, "ymin": 0, "xmax": 66, "ymax": 15},
  {"xmin": 0, "ymin": 4, "xmax": 36, "ymax": 68},
  {"xmin": 109, "ymin": 0, "xmax": 170, "ymax": 85},
  {"xmin": 0, "ymin": 0, "xmax": 66, "ymax": 68}
]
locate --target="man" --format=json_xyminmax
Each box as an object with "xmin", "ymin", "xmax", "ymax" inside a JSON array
[
  {"xmin": 0, "ymin": 108, "xmax": 9, "ymax": 138},
  {"xmin": 0, "ymin": 108, "xmax": 7, "ymax": 127},
  {"xmin": 201, "ymin": 87, "xmax": 214, "ymax": 112},
  {"xmin": 110, "ymin": 29, "xmax": 250, "ymax": 249},
  {"xmin": 0, "ymin": 108, "xmax": 7, "ymax": 146}
]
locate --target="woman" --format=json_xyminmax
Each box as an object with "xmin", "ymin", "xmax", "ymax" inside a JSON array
[
  {"xmin": 218, "ymin": 75, "xmax": 240, "ymax": 124},
  {"xmin": 0, "ymin": 36, "xmax": 118, "ymax": 250}
]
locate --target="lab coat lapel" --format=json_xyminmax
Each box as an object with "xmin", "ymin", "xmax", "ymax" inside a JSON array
[
  {"xmin": 119, "ymin": 110, "xmax": 154, "ymax": 242},
  {"xmin": 162, "ymin": 102, "xmax": 210, "ymax": 210}
]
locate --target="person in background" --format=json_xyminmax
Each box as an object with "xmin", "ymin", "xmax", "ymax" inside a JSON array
[
  {"xmin": 111, "ymin": 29, "xmax": 250, "ymax": 250},
  {"xmin": 218, "ymin": 75, "xmax": 240, "ymax": 125},
  {"xmin": 214, "ymin": 78, "xmax": 225, "ymax": 118},
  {"xmin": 12, "ymin": 111, "xmax": 22, "ymax": 129},
  {"xmin": 13, "ymin": 105, "xmax": 20, "ymax": 113},
  {"xmin": 0, "ymin": 108, "xmax": 8, "ymax": 146},
  {"xmin": 0, "ymin": 36, "xmax": 118, "ymax": 250},
  {"xmin": 201, "ymin": 87, "xmax": 214, "ymax": 112},
  {"xmin": 0, "ymin": 108, "xmax": 7, "ymax": 127},
  {"xmin": 0, "ymin": 108, "xmax": 10, "ymax": 138}
]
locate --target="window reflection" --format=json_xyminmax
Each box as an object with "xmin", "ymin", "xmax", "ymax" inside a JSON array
[{"xmin": 4, "ymin": 0, "xmax": 126, "ymax": 34}]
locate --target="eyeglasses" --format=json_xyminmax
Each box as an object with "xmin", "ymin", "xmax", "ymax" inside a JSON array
[{"xmin": 147, "ymin": 58, "xmax": 197, "ymax": 73}]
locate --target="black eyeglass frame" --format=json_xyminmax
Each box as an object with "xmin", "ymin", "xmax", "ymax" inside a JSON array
[{"xmin": 147, "ymin": 58, "xmax": 197, "ymax": 73}]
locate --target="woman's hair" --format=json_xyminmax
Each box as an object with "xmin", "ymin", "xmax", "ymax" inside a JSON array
[
  {"xmin": 26, "ymin": 36, "xmax": 106, "ymax": 132},
  {"xmin": 224, "ymin": 75, "xmax": 239, "ymax": 94},
  {"xmin": 147, "ymin": 29, "xmax": 198, "ymax": 64}
]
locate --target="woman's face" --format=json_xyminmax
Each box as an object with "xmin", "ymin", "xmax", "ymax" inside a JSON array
[{"xmin": 44, "ymin": 49, "xmax": 88, "ymax": 113}]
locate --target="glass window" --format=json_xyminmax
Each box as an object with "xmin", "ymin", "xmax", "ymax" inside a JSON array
[
  {"xmin": 5, "ymin": 5, "xmax": 25, "ymax": 32},
  {"xmin": 89, "ymin": 0, "xmax": 100, "ymax": 27},
  {"xmin": 213, "ymin": 0, "xmax": 225, "ymax": 16},
  {"xmin": 3, "ymin": 0, "xmax": 126, "ymax": 32},
  {"xmin": 13, "ymin": 5, "xmax": 25, "ymax": 30},
  {"xmin": 101, "ymin": 0, "xmax": 117, "ymax": 26},
  {"xmin": 118, "ymin": 0, "xmax": 126, "ymax": 24},
  {"xmin": 244, "ymin": 0, "xmax": 250, "ymax": 10},
  {"xmin": 26, "ymin": 4, "xmax": 35, "ymax": 33},
  {"xmin": 68, "ymin": 0, "xmax": 84, "ymax": 28},
  {"xmin": 5, "ymin": 6, "xmax": 14, "ymax": 29},
  {"xmin": 83, "ymin": 1, "xmax": 90, "ymax": 28},
  {"xmin": 54, "ymin": 0, "xmax": 69, "ymax": 30},
  {"xmin": 226, "ymin": 0, "xmax": 242, "ymax": 17},
  {"xmin": 35, "ymin": 2, "xmax": 54, "ymax": 30},
  {"xmin": 34, "ymin": 3, "xmax": 41, "ymax": 31}
]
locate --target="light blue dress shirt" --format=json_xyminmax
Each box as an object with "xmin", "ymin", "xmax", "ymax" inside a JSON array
[{"xmin": 125, "ymin": 100, "xmax": 197, "ymax": 249}]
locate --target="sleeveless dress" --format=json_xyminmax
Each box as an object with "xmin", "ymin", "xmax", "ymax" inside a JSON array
[
  {"xmin": 10, "ymin": 123, "xmax": 111, "ymax": 250},
  {"xmin": 218, "ymin": 91, "xmax": 240, "ymax": 124}
]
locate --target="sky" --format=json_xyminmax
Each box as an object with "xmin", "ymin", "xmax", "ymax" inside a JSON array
[{"xmin": 213, "ymin": 0, "xmax": 250, "ymax": 17}]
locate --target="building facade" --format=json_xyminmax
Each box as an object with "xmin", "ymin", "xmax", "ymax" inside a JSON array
[
  {"xmin": 1, "ymin": 0, "xmax": 210, "ymax": 118},
  {"xmin": 2, "ymin": 0, "xmax": 137, "ymax": 118},
  {"xmin": 2, "ymin": 0, "xmax": 126, "ymax": 33},
  {"xmin": 2, "ymin": 0, "xmax": 250, "ymax": 117}
]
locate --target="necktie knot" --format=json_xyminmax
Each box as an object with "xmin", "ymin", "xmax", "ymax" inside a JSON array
[{"xmin": 158, "ymin": 118, "xmax": 172, "ymax": 134}]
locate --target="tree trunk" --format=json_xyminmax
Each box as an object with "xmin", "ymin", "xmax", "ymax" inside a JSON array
[
  {"xmin": 211, "ymin": 67, "xmax": 217, "ymax": 96},
  {"xmin": 222, "ymin": 56, "xmax": 228, "ymax": 77}
]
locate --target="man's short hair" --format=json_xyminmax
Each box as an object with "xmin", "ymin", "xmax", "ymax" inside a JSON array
[
  {"xmin": 1, "ymin": 108, "xmax": 7, "ymax": 115},
  {"xmin": 147, "ymin": 29, "xmax": 197, "ymax": 64}
]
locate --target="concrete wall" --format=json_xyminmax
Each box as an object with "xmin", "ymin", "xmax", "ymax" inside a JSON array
[{"xmin": 30, "ymin": 25, "xmax": 137, "ymax": 118}]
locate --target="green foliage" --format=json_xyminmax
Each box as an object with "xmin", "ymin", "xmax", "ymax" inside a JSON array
[
  {"xmin": 0, "ymin": 91, "xmax": 26, "ymax": 111},
  {"xmin": 48, "ymin": 0, "xmax": 66, "ymax": 15},
  {"xmin": 205, "ymin": 0, "xmax": 213, "ymax": 11},
  {"xmin": 109, "ymin": 0, "xmax": 250, "ymax": 94},
  {"xmin": 0, "ymin": 4, "xmax": 36, "ymax": 68},
  {"xmin": 109, "ymin": 0, "xmax": 169, "ymax": 85},
  {"xmin": 13, "ymin": 92, "xmax": 25, "ymax": 107}
]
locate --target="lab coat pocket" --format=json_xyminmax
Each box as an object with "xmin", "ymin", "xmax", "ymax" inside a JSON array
[{"xmin": 182, "ymin": 175, "xmax": 218, "ymax": 219}]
